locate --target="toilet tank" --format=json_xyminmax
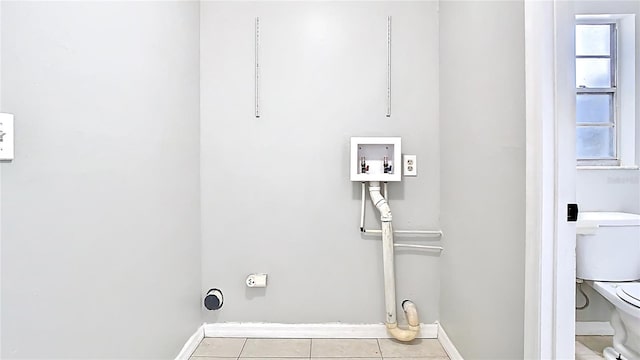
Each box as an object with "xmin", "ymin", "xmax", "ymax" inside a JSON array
[{"xmin": 576, "ymin": 212, "xmax": 640, "ymax": 281}]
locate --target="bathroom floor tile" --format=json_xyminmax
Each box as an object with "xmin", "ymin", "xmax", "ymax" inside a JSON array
[
  {"xmin": 575, "ymin": 353, "xmax": 604, "ymax": 360},
  {"xmin": 193, "ymin": 337, "xmax": 451, "ymax": 360},
  {"xmin": 575, "ymin": 341, "xmax": 603, "ymax": 360},
  {"xmin": 575, "ymin": 340, "xmax": 597, "ymax": 355},
  {"xmin": 311, "ymin": 339, "xmax": 381, "ymax": 358},
  {"xmin": 378, "ymin": 338, "xmax": 448, "ymax": 358},
  {"xmin": 240, "ymin": 338, "xmax": 311, "ymax": 358},
  {"xmin": 576, "ymin": 335, "xmax": 612, "ymax": 355},
  {"xmin": 192, "ymin": 338, "xmax": 246, "ymax": 357}
]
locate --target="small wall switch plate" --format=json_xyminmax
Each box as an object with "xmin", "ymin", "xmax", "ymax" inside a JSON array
[
  {"xmin": 403, "ymin": 155, "xmax": 417, "ymax": 176},
  {"xmin": 246, "ymin": 273, "xmax": 268, "ymax": 288},
  {"xmin": 0, "ymin": 113, "xmax": 14, "ymax": 161}
]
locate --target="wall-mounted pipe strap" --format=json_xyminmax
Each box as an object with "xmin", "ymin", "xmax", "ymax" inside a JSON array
[
  {"xmin": 394, "ymin": 243, "xmax": 444, "ymax": 251},
  {"xmin": 255, "ymin": 17, "xmax": 260, "ymax": 118},
  {"xmin": 386, "ymin": 16, "xmax": 392, "ymax": 118},
  {"xmin": 362, "ymin": 229, "xmax": 443, "ymax": 237}
]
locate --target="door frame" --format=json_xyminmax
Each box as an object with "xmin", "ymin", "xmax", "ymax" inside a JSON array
[{"xmin": 524, "ymin": 0, "xmax": 577, "ymax": 359}]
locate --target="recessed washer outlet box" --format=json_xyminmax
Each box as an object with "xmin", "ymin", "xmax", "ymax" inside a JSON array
[{"xmin": 350, "ymin": 137, "xmax": 401, "ymax": 182}]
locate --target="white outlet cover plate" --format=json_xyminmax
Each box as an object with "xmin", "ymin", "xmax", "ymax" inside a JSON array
[
  {"xmin": 0, "ymin": 113, "xmax": 14, "ymax": 161},
  {"xmin": 403, "ymin": 155, "xmax": 417, "ymax": 176},
  {"xmin": 246, "ymin": 273, "xmax": 268, "ymax": 288}
]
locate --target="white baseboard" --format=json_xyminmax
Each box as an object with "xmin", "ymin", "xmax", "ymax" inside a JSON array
[
  {"xmin": 436, "ymin": 322, "xmax": 463, "ymax": 360},
  {"xmin": 175, "ymin": 324, "xmax": 204, "ymax": 360},
  {"xmin": 203, "ymin": 322, "xmax": 438, "ymax": 339},
  {"xmin": 576, "ymin": 321, "xmax": 614, "ymax": 336}
]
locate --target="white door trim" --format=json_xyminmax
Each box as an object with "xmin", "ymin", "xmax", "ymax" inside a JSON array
[
  {"xmin": 524, "ymin": 0, "xmax": 576, "ymax": 359},
  {"xmin": 524, "ymin": 3, "xmax": 555, "ymax": 357},
  {"xmin": 552, "ymin": 1, "xmax": 578, "ymax": 358}
]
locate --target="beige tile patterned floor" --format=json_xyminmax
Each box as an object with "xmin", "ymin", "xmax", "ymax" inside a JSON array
[
  {"xmin": 575, "ymin": 336, "xmax": 613, "ymax": 360},
  {"xmin": 190, "ymin": 338, "xmax": 450, "ymax": 359}
]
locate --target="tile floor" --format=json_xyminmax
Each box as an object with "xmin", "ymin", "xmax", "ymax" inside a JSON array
[
  {"xmin": 190, "ymin": 338, "xmax": 450, "ymax": 359},
  {"xmin": 575, "ymin": 336, "xmax": 613, "ymax": 360}
]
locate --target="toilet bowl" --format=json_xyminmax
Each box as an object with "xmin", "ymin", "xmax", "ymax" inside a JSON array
[
  {"xmin": 577, "ymin": 212, "xmax": 640, "ymax": 360},
  {"xmin": 591, "ymin": 281, "xmax": 640, "ymax": 360}
]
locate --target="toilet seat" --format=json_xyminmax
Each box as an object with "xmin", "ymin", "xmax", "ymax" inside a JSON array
[{"xmin": 616, "ymin": 283, "xmax": 640, "ymax": 308}]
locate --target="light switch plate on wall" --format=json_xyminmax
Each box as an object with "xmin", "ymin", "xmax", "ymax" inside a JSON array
[{"xmin": 0, "ymin": 113, "xmax": 14, "ymax": 161}]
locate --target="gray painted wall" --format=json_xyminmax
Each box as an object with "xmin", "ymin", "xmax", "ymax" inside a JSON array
[
  {"xmin": 200, "ymin": 1, "xmax": 441, "ymax": 324},
  {"xmin": 573, "ymin": 0, "xmax": 640, "ymax": 323},
  {"xmin": 7, "ymin": 1, "xmax": 629, "ymax": 358},
  {"xmin": 439, "ymin": 1, "xmax": 526, "ymax": 359},
  {"xmin": 1, "ymin": 2, "xmax": 201, "ymax": 358}
]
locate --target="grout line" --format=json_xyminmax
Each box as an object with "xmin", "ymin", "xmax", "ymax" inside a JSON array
[
  {"xmin": 376, "ymin": 338, "xmax": 383, "ymax": 359},
  {"xmin": 309, "ymin": 338, "xmax": 313, "ymax": 359},
  {"xmin": 236, "ymin": 338, "xmax": 248, "ymax": 360}
]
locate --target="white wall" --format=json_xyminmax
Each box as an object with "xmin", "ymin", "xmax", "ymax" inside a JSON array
[
  {"xmin": 200, "ymin": 1, "xmax": 441, "ymax": 324},
  {"xmin": 575, "ymin": 0, "xmax": 640, "ymax": 215},
  {"xmin": 576, "ymin": 170, "xmax": 640, "ymax": 213},
  {"xmin": 439, "ymin": 1, "xmax": 526, "ymax": 358},
  {"xmin": 573, "ymin": 0, "xmax": 640, "ymax": 323},
  {"xmin": 0, "ymin": 2, "xmax": 201, "ymax": 358}
]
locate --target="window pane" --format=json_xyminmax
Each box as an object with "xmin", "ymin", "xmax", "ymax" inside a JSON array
[
  {"xmin": 576, "ymin": 24, "xmax": 611, "ymax": 56},
  {"xmin": 576, "ymin": 58, "xmax": 611, "ymax": 88},
  {"xmin": 576, "ymin": 94, "xmax": 612, "ymax": 124},
  {"xmin": 576, "ymin": 126, "xmax": 615, "ymax": 159}
]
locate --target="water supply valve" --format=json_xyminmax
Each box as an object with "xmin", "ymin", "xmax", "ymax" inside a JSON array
[
  {"xmin": 383, "ymin": 156, "xmax": 392, "ymax": 173},
  {"xmin": 360, "ymin": 157, "xmax": 369, "ymax": 174}
]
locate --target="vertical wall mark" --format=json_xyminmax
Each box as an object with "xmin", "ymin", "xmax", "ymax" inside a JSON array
[
  {"xmin": 255, "ymin": 17, "xmax": 260, "ymax": 118},
  {"xmin": 386, "ymin": 16, "xmax": 392, "ymax": 118}
]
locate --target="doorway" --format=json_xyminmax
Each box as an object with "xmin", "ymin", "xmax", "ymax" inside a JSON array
[{"xmin": 524, "ymin": 1, "xmax": 577, "ymax": 358}]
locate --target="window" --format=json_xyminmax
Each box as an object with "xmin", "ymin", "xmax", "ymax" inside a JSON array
[
  {"xmin": 575, "ymin": 15, "xmax": 636, "ymax": 168},
  {"xmin": 575, "ymin": 23, "xmax": 617, "ymax": 164}
]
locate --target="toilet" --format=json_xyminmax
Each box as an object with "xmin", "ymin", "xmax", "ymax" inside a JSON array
[{"xmin": 576, "ymin": 211, "xmax": 640, "ymax": 360}]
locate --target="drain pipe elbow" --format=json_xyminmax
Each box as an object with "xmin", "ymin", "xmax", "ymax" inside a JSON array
[
  {"xmin": 368, "ymin": 181, "xmax": 420, "ymax": 342},
  {"xmin": 369, "ymin": 182, "xmax": 392, "ymax": 221},
  {"xmin": 402, "ymin": 300, "xmax": 420, "ymax": 327},
  {"xmin": 386, "ymin": 300, "xmax": 420, "ymax": 342}
]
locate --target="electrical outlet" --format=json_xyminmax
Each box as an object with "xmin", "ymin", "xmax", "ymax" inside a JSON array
[
  {"xmin": 403, "ymin": 155, "xmax": 417, "ymax": 176},
  {"xmin": 0, "ymin": 113, "xmax": 14, "ymax": 161},
  {"xmin": 246, "ymin": 273, "xmax": 268, "ymax": 288}
]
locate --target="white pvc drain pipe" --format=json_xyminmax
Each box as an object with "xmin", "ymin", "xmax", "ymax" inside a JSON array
[{"xmin": 368, "ymin": 181, "xmax": 420, "ymax": 341}]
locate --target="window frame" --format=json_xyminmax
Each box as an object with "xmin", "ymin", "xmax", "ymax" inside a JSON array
[
  {"xmin": 575, "ymin": 14, "xmax": 637, "ymax": 170},
  {"xmin": 575, "ymin": 20, "xmax": 619, "ymax": 166}
]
